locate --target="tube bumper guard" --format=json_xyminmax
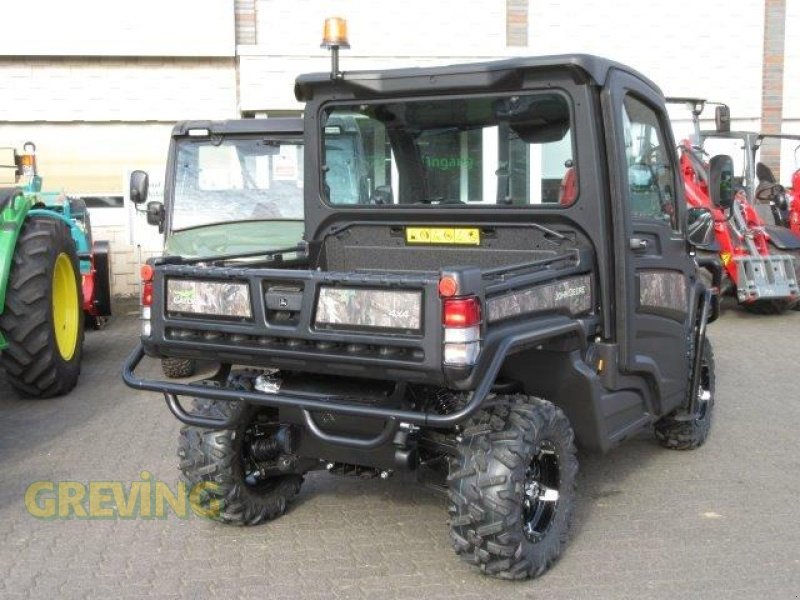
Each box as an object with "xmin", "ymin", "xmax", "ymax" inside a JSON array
[{"xmin": 121, "ymin": 317, "xmax": 585, "ymax": 448}]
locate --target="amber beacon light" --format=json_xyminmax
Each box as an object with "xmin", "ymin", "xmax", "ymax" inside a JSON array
[{"xmin": 321, "ymin": 17, "xmax": 350, "ymax": 79}]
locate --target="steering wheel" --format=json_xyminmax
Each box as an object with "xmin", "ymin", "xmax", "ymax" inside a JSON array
[{"xmin": 755, "ymin": 182, "xmax": 785, "ymax": 202}]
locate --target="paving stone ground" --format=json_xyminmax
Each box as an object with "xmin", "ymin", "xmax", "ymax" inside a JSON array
[{"xmin": 1, "ymin": 307, "xmax": 799, "ymax": 599}]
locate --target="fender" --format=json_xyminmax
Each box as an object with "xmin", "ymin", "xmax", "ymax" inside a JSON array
[{"xmin": 0, "ymin": 189, "xmax": 32, "ymax": 333}]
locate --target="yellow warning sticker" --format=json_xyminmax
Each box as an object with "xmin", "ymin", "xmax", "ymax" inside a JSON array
[
  {"xmin": 405, "ymin": 227, "xmax": 480, "ymax": 246},
  {"xmin": 720, "ymin": 252, "xmax": 732, "ymax": 267}
]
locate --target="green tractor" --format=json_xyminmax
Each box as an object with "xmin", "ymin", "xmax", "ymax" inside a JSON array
[{"xmin": 0, "ymin": 142, "xmax": 111, "ymax": 398}]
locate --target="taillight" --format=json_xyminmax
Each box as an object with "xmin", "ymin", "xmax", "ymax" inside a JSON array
[
  {"xmin": 140, "ymin": 265, "xmax": 153, "ymax": 336},
  {"xmin": 443, "ymin": 296, "xmax": 481, "ymax": 366},
  {"xmin": 443, "ymin": 297, "xmax": 480, "ymax": 327},
  {"xmin": 141, "ymin": 282, "xmax": 153, "ymax": 307}
]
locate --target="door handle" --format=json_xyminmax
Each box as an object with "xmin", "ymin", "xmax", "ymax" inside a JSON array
[{"xmin": 630, "ymin": 237, "xmax": 648, "ymax": 252}]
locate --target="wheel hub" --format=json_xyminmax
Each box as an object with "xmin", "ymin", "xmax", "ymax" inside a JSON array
[
  {"xmin": 522, "ymin": 441, "xmax": 561, "ymax": 542},
  {"xmin": 52, "ymin": 252, "xmax": 79, "ymax": 361}
]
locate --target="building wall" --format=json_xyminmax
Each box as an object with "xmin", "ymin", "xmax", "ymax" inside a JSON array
[
  {"xmin": 0, "ymin": 58, "xmax": 238, "ymax": 123},
  {"xmin": 0, "ymin": 58, "xmax": 237, "ymax": 194},
  {"xmin": 0, "ymin": 0, "xmax": 235, "ymax": 57},
  {"xmin": 241, "ymin": 0, "xmax": 766, "ymax": 119}
]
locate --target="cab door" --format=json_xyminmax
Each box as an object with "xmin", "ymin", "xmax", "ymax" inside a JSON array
[{"xmin": 603, "ymin": 71, "xmax": 696, "ymax": 414}]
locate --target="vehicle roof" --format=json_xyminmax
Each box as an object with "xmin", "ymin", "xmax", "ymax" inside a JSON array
[
  {"xmin": 171, "ymin": 117, "xmax": 303, "ymax": 137},
  {"xmin": 295, "ymin": 53, "xmax": 662, "ymax": 101}
]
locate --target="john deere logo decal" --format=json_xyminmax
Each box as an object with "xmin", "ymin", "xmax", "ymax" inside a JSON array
[{"xmin": 171, "ymin": 289, "xmax": 196, "ymax": 306}]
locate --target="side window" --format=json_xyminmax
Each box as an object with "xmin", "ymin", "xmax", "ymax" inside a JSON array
[{"xmin": 622, "ymin": 95, "xmax": 678, "ymax": 229}]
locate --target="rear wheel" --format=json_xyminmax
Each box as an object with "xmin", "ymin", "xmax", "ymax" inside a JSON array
[
  {"xmin": 0, "ymin": 217, "xmax": 84, "ymax": 398},
  {"xmin": 178, "ymin": 399, "xmax": 303, "ymax": 525},
  {"xmin": 447, "ymin": 394, "xmax": 578, "ymax": 580}
]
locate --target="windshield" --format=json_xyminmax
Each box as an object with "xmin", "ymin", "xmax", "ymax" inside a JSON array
[
  {"xmin": 321, "ymin": 93, "xmax": 576, "ymax": 207},
  {"xmin": 172, "ymin": 136, "xmax": 303, "ymax": 230}
]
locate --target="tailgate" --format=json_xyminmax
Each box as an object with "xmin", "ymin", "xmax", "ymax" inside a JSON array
[{"xmin": 146, "ymin": 264, "xmax": 445, "ymax": 383}]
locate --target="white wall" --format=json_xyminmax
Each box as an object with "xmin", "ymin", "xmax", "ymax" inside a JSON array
[
  {"xmin": 254, "ymin": 0, "xmax": 507, "ymax": 57},
  {"xmin": 0, "ymin": 58, "xmax": 237, "ymax": 122},
  {"xmin": 240, "ymin": 0, "xmax": 511, "ymax": 111},
  {"xmin": 238, "ymin": 54, "xmax": 513, "ymax": 111},
  {"xmin": 242, "ymin": 0, "xmax": 767, "ymax": 121},
  {"xmin": 0, "ymin": 0, "xmax": 235, "ymax": 57},
  {"xmin": 0, "ymin": 121, "xmax": 171, "ymax": 194},
  {"xmin": 525, "ymin": 1, "xmax": 765, "ymax": 120}
]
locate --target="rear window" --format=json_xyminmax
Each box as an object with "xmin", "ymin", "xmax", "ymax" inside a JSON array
[{"xmin": 321, "ymin": 92, "xmax": 577, "ymax": 208}]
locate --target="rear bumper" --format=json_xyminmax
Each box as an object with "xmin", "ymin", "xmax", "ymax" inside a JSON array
[{"xmin": 122, "ymin": 316, "xmax": 586, "ymax": 432}]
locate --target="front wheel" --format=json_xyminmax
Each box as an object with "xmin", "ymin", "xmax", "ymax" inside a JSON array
[
  {"xmin": 655, "ymin": 340, "xmax": 715, "ymax": 450},
  {"xmin": 447, "ymin": 394, "xmax": 578, "ymax": 580}
]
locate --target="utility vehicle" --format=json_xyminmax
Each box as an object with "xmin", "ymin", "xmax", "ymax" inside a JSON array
[
  {"xmin": 130, "ymin": 118, "xmax": 304, "ymax": 377},
  {"xmin": 1, "ymin": 143, "xmax": 111, "ymax": 397},
  {"xmin": 124, "ymin": 54, "xmax": 723, "ymax": 580}
]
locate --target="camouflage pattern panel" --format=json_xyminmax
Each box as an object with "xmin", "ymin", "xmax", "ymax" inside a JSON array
[
  {"xmin": 315, "ymin": 287, "xmax": 422, "ymax": 331},
  {"xmin": 166, "ymin": 279, "xmax": 252, "ymax": 318},
  {"xmin": 487, "ymin": 275, "xmax": 592, "ymax": 323},
  {"xmin": 638, "ymin": 270, "xmax": 688, "ymax": 320}
]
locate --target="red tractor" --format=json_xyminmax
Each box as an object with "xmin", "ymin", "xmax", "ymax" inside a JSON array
[{"xmin": 668, "ymin": 98, "xmax": 800, "ymax": 313}]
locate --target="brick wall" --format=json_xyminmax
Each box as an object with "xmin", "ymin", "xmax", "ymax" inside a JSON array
[
  {"xmin": 506, "ymin": 0, "xmax": 528, "ymax": 47},
  {"xmin": 235, "ymin": 0, "xmax": 258, "ymax": 46},
  {"xmin": 761, "ymin": 0, "xmax": 787, "ymax": 178},
  {"xmin": 0, "ymin": 0, "xmax": 235, "ymax": 57},
  {"xmin": 0, "ymin": 58, "xmax": 237, "ymax": 122}
]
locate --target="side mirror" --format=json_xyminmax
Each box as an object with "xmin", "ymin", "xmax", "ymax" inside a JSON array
[
  {"xmin": 146, "ymin": 201, "xmax": 165, "ymax": 228},
  {"xmin": 715, "ymin": 105, "xmax": 731, "ymax": 133},
  {"xmin": 709, "ymin": 154, "xmax": 734, "ymax": 209},
  {"xmin": 130, "ymin": 170, "xmax": 149, "ymax": 205},
  {"xmin": 686, "ymin": 207, "xmax": 715, "ymax": 248}
]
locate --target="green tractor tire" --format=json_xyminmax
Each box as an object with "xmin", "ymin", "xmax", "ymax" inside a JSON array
[{"xmin": 0, "ymin": 217, "xmax": 84, "ymax": 398}]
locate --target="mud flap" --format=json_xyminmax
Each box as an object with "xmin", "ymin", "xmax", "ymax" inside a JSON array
[{"xmin": 91, "ymin": 240, "xmax": 112, "ymax": 316}]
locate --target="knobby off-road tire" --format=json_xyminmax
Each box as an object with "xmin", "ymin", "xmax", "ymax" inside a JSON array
[
  {"xmin": 0, "ymin": 217, "xmax": 84, "ymax": 398},
  {"xmin": 654, "ymin": 340, "xmax": 715, "ymax": 450},
  {"xmin": 178, "ymin": 399, "xmax": 303, "ymax": 525},
  {"xmin": 161, "ymin": 357, "xmax": 197, "ymax": 379},
  {"xmin": 448, "ymin": 394, "xmax": 578, "ymax": 580}
]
